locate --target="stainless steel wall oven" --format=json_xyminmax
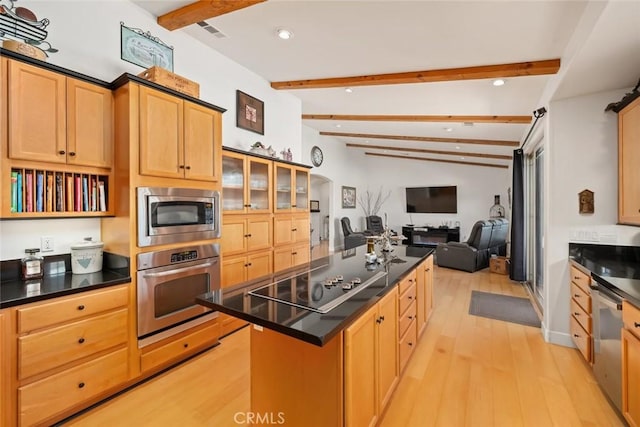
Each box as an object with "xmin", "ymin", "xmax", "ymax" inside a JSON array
[{"xmin": 136, "ymin": 243, "xmax": 220, "ymax": 341}]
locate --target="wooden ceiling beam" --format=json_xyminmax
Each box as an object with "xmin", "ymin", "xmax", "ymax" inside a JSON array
[
  {"xmin": 347, "ymin": 143, "xmax": 512, "ymax": 160},
  {"xmin": 158, "ymin": 0, "xmax": 266, "ymax": 31},
  {"xmin": 305, "ymin": 114, "xmax": 531, "ymax": 124},
  {"xmin": 321, "ymin": 131, "xmax": 519, "ymax": 147},
  {"xmin": 365, "ymin": 152, "xmax": 509, "ymax": 169},
  {"xmin": 272, "ymin": 59, "xmax": 560, "ymax": 89}
]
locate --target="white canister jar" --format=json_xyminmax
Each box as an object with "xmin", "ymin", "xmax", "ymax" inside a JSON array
[{"xmin": 70, "ymin": 237, "xmax": 104, "ymax": 274}]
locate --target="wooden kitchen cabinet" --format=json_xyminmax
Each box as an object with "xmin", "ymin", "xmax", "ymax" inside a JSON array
[
  {"xmin": 619, "ymin": 97, "xmax": 640, "ymax": 225},
  {"xmin": 622, "ymin": 300, "xmax": 640, "ymax": 427},
  {"xmin": 415, "ymin": 255, "xmax": 434, "ymax": 336},
  {"xmin": 222, "ymin": 215, "xmax": 272, "ymax": 257},
  {"xmin": 274, "ymin": 163, "xmax": 309, "ymax": 213},
  {"xmin": 1, "ymin": 284, "xmax": 131, "ymax": 427},
  {"xmin": 222, "ymin": 150, "xmax": 272, "ymax": 214},
  {"xmin": 273, "ymin": 242, "xmax": 310, "ymax": 272},
  {"xmin": 398, "ymin": 269, "xmax": 418, "ymax": 372},
  {"xmin": 222, "ymin": 250, "xmax": 273, "ymax": 287},
  {"xmin": 569, "ymin": 265, "xmax": 593, "ymax": 363},
  {"xmin": 273, "ymin": 214, "xmax": 310, "ymax": 246},
  {"xmin": 344, "ymin": 288, "xmax": 398, "ymax": 427},
  {"xmin": 138, "ymin": 85, "xmax": 221, "ymax": 182}
]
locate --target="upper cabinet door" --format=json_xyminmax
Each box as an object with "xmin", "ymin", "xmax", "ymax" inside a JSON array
[
  {"xmin": 138, "ymin": 86, "xmax": 184, "ymax": 179},
  {"xmin": 619, "ymin": 97, "xmax": 640, "ymax": 225},
  {"xmin": 222, "ymin": 151, "xmax": 247, "ymax": 213},
  {"xmin": 247, "ymin": 157, "xmax": 272, "ymax": 213},
  {"xmin": 274, "ymin": 164, "xmax": 293, "ymax": 212},
  {"xmin": 8, "ymin": 60, "xmax": 66, "ymax": 163},
  {"xmin": 183, "ymin": 100, "xmax": 220, "ymax": 182},
  {"xmin": 294, "ymin": 168, "xmax": 309, "ymax": 212},
  {"xmin": 66, "ymin": 78, "xmax": 113, "ymax": 168}
]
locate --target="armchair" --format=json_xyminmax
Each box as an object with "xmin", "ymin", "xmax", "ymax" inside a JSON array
[
  {"xmin": 341, "ymin": 217, "xmax": 367, "ymax": 250},
  {"xmin": 435, "ymin": 220, "xmax": 493, "ymax": 272},
  {"xmin": 365, "ymin": 215, "xmax": 384, "ymax": 235},
  {"xmin": 488, "ymin": 218, "xmax": 509, "ymax": 256}
]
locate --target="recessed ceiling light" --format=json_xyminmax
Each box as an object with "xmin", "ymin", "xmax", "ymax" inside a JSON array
[
  {"xmin": 335, "ymin": 124, "xmax": 341, "ymax": 128},
  {"xmin": 345, "ymin": 87, "xmax": 353, "ymax": 93},
  {"xmin": 460, "ymin": 157, "xmax": 465, "ymax": 160},
  {"xmin": 493, "ymin": 79, "xmax": 505, "ymax": 86},
  {"xmin": 444, "ymin": 127, "xmax": 453, "ymax": 132},
  {"xmin": 456, "ymin": 146, "xmax": 460, "ymax": 150},
  {"xmin": 276, "ymin": 28, "xmax": 293, "ymax": 40}
]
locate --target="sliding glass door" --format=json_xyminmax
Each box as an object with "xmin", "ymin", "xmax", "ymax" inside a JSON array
[{"xmin": 525, "ymin": 146, "xmax": 544, "ymax": 305}]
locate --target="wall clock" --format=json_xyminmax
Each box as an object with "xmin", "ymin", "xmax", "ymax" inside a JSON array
[{"xmin": 311, "ymin": 146, "xmax": 323, "ymax": 167}]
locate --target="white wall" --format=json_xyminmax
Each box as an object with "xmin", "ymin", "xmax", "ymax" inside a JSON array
[
  {"xmin": 302, "ymin": 126, "xmax": 511, "ymax": 251},
  {"xmin": 0, "ymin": 0, "xmax": 302, "ymax": 260},
  {"xmin": 544, "ymin": 87, "xmax": 640, "ymax": 345}
]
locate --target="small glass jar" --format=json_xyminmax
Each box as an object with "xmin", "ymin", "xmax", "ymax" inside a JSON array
[{"xmin": 21, "ymin": 248, "xmax": 44, "ymax": 280}]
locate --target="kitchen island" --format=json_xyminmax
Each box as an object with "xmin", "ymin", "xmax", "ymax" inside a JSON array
[{"xmin": 197, "ymin": 245, "xmax": 434, "ymax": 426}]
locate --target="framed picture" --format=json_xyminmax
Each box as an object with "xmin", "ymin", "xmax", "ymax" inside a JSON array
[
  {"xmin": 236, "ymin": 90, "xmax": 264, "ymax": 135},
  {"xmin": 342, "ymin": 186, "xmax": 356, "ymax": 209},
  {"xmin": 120, "ymin": 22, "xmax": 174, "ymax": 71},
  {"xmin": 310, "ymin": 200, "xmax": 320, "ymax": 212}
]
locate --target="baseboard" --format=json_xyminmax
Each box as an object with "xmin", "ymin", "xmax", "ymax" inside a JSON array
[{"xmin": 543, "ymin": 326, "xmax": 574, "ymax": 347}]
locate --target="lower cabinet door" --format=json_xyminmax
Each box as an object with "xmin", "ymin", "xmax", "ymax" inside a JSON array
[
  {"xmin": 247, "ymin": 250, "xmax": 272, "ymax": 281},
  {"xmin": 622, "ymin": 328, "xmax": 640, "ymax": 426},
  {"xmin": 399, "ymin": 319, "xmax": 417, "ymax": 372},
  {"xmin": 19, "ymin": 348, "xmax": 128, "ymax": 426},
  {"xmin": 377, "ymin": 290, "xmax": 399, "ymax": 411}
]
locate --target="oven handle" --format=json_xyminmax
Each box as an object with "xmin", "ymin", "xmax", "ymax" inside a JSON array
[{"xmin": 142, "ymin": 262, "xmax": 216, "ymax": 278}]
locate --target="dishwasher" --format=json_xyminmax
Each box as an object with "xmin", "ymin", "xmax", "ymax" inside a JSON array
[{"xmin": 592, "ymin": 281, "xmax": 623, "ymax": 413}]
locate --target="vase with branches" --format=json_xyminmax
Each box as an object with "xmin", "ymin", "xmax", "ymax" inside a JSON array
[{"xmin": 357, "ymin": 186, "xmax": 391, "ymax": 217}]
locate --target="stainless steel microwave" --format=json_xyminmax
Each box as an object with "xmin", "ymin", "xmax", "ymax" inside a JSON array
[{"xmin": 137, "ymin": 187, "xmax": 220, "ymax": 247}]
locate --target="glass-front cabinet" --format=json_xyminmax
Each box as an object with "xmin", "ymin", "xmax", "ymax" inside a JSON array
[
  {"xmin": 222, "ymin": 150, "xmax": 272, "ymax": 214},
  {"xmin": 275, "ymin": 163, "xmax": 309, "ymax": 213}
]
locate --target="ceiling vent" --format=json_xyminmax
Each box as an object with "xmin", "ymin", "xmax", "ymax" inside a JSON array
[
  {"xmin": 197, "ymin": 21, "xmax": 227, "ymax": 38},
  {"xmin": 463, "ymin": 122, "xmax": 474, "ymax": 127}
]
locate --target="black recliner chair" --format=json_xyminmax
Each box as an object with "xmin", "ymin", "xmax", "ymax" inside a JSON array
[
  {"xmin": 435, "ymin": 220, "xmax": 493, "ymax": 272},
  {"xmin": 341, "ymin": 217, "xmax": 367, "ymax": 249},
  {"xmin": 366, "ymin": 215, "xmax": 384, "ymax": 235},
  {"xmin": 488, "ymin": 218, "xmax": 509, "ymax": 256}
]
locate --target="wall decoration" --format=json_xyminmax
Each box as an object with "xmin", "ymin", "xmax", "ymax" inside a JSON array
[
  {"xmin": 310, "ymin": 200, "xmax": 320, "ymax": 212},
  {"xmin": 342, "ymin": 186, "xmax": 356, "ymax": 209},
  {"xmin": 579, "ymin": 189, "xmax": 594, "ymax": 214},
  {"xmin": 237, "ymin": 90, "xmax": 264, "ymax": 135},
  {"xmin": 120, "ymin": 22, "xmax": 173, "ymax": 71},
  {"xmin": 0, "ymin": 0, "xmax": 57, "ymax": 58}
]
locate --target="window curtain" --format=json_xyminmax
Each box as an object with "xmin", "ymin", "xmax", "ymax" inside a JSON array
[{"xmin": 510, "ymin": 149, "xmax": 526, "ymax": 281}]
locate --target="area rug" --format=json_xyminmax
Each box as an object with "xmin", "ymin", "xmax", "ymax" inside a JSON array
[{"xmin": 468, "ymin": 290, "xmax": 541, "ymax": 328}]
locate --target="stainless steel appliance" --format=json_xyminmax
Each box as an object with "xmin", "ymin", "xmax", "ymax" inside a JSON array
[
  {"xmin": 592, "ymin": 281, "xmax": 623, "ymax": 413},
  {"xmin": 137, "ymin": 187, "xmax": 220, "ymax": 247},
  {"xmin": 137, "ymin": 243, "xmax": 220, "ymax": 340}
]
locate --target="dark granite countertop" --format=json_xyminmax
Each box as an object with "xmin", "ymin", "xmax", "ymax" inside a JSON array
[
  {"xmin": 197, "ymin": 245, "xmax": 433, "ymax": 346},
  {"xmin": 0, "ymin": 253, "xmax": 131, "ymax": 309},
  {"xmin": 569, "ymin": 243, "xmax": 640, "ymax": 306}
]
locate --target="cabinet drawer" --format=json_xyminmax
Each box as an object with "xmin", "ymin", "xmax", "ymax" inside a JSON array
[
  {"xmin": 398, "ymin": 271, "xmax": 417, "ymax": 295},
  {"xmin": 399, "ymin": 319, "xmax": 417, "ymax": 372},
  {"xmin": 570, "ymin": 281, "xmax": 591, "ymax": 314},
  {"xmin": 623, "ymin": 300, "xmax": 640, "ymax": 338},
  {"xmin": 19, "ymin": 348, "xmax": 128, "ymax": 427},
  {"xmin": 570, "ymin": 297, "xmax": 592, "ymax": 334},
  {"xmin": 18, "ymin": 285, "xmax": 128, "ymax": 333},
  {"xmin": 570, "ymin": 315, "xmax": 591, "ymax": 363},
  {"xmin": 399, "ymin": 300, "xmax": 417, "ymax": 338},
  {"xmin": 399, "ymin": 283, "xmax": 417, "ymax": 315},
  {"xmin": 570, "ymin": 265, "xmax": 591, "ymax": 294},
  {"xmin": 141, "ymin": 321, "xmax": 220, "ymax": 372},
  {"xmin": 19, "ymin": 309, "xmax": 128, "ymax": 379}
]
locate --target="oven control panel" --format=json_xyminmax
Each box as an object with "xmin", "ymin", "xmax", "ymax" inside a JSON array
[{"xmin": 171, "ymin": 250, "xmax": 198, "ymax": 263}]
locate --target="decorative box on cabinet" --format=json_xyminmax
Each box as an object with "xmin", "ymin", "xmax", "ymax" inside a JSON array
[
  {"xmin": 622, "ymin": 300, "xmax": 640, "ymax": 427},
  {"xmin": 344, "ymin": 288, "xmax": 398, "ymax": 427},
  {"xmin": 138, "ymin": 85, "xmax": 222, "ymax": 182},
  {"xmin": 1, "ymin": 56, "xmax": 114, "ymax": 217},
  {"xmin": 569, "ymin": 265, "xmax": 593, "ymax": 363},
  {"xmin": 222, "ymin": 149, "xmax": 272, "ymax": 214},
  {"xmin": 2, "ymin": 285, "xmax": 130, "ymax": 427},
  {"xmin": 618, "ymin": 96, "xmax": 640, "ymax": 225}
]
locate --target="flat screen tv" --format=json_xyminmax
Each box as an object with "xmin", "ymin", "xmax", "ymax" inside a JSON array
[{"xmin": 406, "ymin": 186, "xmax": 457, "ymax": 213}]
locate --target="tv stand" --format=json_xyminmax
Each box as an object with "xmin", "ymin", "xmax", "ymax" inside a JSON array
[{"xmin": 402, "ymin": 226, "xmax": 460, "ymax": 248}]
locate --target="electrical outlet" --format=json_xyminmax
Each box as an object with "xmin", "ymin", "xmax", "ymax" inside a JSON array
[{"xmin": 41, "ymin": 236, "xmax": 54, "ymax": 252}]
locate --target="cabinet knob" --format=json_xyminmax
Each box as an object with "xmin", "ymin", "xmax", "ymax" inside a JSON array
[
  {"xmin": 408, "ymin": 342, "xmax": 413, "ymax": 347},
  {"xmin": 634, "ymin": 322, "xmax": 640, "ymax": 328},
  {"xmin": 179, "ymin": 165, "xmax": 185, "ymax": 169},
  {"xmin": 78, "ymin": 337, "xmax": 85, "ymax": 344},
  {"xmin": 183, "ymin": 343, "xmax": 189, "ymax": 348},
  {"xmin": 408, "ymin": 295, "xmax": 413, "ymax": 300},
  {"xmin": 247, "ymin": 262, "xmax": 252, "ymax": 266},
  {"xmin": 292, "ymin": 205, "xmax": 297, "ymax": 208},
  {"xmin": 185, "ymin": 166, "xmax": 191, "ymax": 170},
  {"xmin": 69, "ymin": 152, "xmax": 76, "ymax": 157},
  {"xmin": 573, "ymin": 333, "xmax": 580, "ymax": 338},
  {"xmin": 426, "ymin": 268, "xmax": 431, "ymax": 272},
  {"xmin": 58, "ymin": 150, "xmax": 66, "ymax": 155},
  {"xmin": 408, "ymin": 316, "xmax": 413, "ymax": 320},
  {"xmin": 292, "ymin": 228, "xmax": 297, "ymax": 231},
  {"xmin": 78, "ymin": 382, "xmax": 85, "ymax": 389},
  {"xmin": 380, "ymin": 315, "xmax": 385, "ymax": 322},
  {"xmin": 573, "ymin": 294, "xmax": 580, "ymax": 298},
  {"xmin": 292, "ymin": 252, "xmax": 297, "ymax": 255},
  {"xmin": 244, "ymin": 204, "xmax": 251, "ymax": 207},
  {"xmin": 574, "ymin": 276, "xmax": 580, "ymax": 280},
  {"xmin": 376, "ymin": 317, "xmax": 382, "ymax": 324},
  {"xmin": 574, "ymin": 312, "xmax": 580, "ymax": 316},
  {"xmin": 77, "ymin": 305, "xmax": 85, "ymax": 310}
]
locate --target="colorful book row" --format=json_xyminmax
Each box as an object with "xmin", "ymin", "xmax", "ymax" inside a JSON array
[{"xmin": 10, "ymin": 170, "xmax": 107, "ymax": 214}]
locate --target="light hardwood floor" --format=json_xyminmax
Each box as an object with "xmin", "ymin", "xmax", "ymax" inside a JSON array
[{"xmin": 63, "ymin": 265, "xmax": 624, "ymax": 426}]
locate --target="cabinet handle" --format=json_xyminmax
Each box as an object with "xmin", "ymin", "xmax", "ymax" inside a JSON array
[
  {"xmin": 78, "ymin": 337, "xmax": 85, "ymax": 344},
  {"xmin": 408, "ymin": 342, "xmax": 413, "ymax": 347},
  {"xmin": 58, "ymin": 150, "xmax": 66, "ymax": 155},
  {"xmin": 573, "ymin": 294, "xmax": 580, "ymax": 298},
  {"xmin": 78, "ymin": 382, "xmax": 85, "ymax": 389},
  {"xmin": 292, "ymin": 228, "xmax": 297, "ymax": 231},
  {"xmin": 573, "ymin": 333, "xmax": 580, "ymax": 338},
  {"xmin": 376, "ymin": 317, "xmax": 382, "ymax": 324},
  {"xmin": 408, "ymin": 316, "xmax": 413, "ymax": 320},
  {"xmin": 426, "ymin": 268, "xmax": 431, "ymax": 272},
  {"xmin": 185, "ymin": 166, "xmax": 191, "ymax": 170},
  {"xmin": 179, "ymin": 165, "xmax": 185, "ymax": 169},
  {"xmin": 380, "ymin": 315, "xmax": 385, "ymax": 322},
  {"xmin": 292, "ymin": 252, "xmax": 297, "ymax": 255},
  {"xmin": 574, "ymin": 312, "xmax": 580, "ymax": 316},
  {"xmin": 408, "ymin": 295, "xmax": 413, "ymax": 300},
  {"xmin": 244, "ymin": 204, "xmax": 251, "ymax": 207},
  {"xmin": 574, "ymin": 276, "xmax": 580, "ymax": 280},
  {"xmin": 69, "ymin": 152, "xmax": 76, "ymax": 157},
  {"xmin": 247, "ymin": 262, "xmax": 252, "ymax": 266},
  {"xmin": 634, "ymin": 322, "xmax": 640, "ymax": 328},
  {"xmin": 183, "ymin": 343, "xmax": 189, "ymax": 348},
  {"xmin": 292, "ymin": 205, "xmax": 297, "ymax": 208},
  {"xmin": 77, "ymin": 305, "xmax": 85, "ymax": 311}
]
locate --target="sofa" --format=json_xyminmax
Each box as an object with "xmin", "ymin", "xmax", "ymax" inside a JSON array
[{"xmin": 435, "ymin": 219, "xmax": 509, "ymax": 272}]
